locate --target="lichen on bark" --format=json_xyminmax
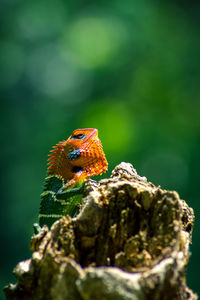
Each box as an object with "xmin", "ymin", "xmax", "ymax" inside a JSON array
[{"xmin": 4, "ymin": 162, "xmax": 197, "ymax": 300}]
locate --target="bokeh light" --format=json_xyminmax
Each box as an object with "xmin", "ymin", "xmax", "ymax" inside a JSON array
[{"xmin": 61, "ymin": 16, "xmax": 127, "ymax": 69}]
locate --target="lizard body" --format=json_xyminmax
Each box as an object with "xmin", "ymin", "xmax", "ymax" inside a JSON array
[{"xmin": 38, "ymin": 128, "xmax": 108, "ymax": 229}]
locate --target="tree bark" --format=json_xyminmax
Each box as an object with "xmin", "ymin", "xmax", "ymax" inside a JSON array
[{"xmin": 4, "ymin": 162, "xmax": 197, "ymax": 300}]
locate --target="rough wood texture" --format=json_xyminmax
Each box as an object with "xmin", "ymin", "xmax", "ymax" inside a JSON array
[{"xmin": 4, "ymin": 162, "xmax": 197, "ymax": 300}]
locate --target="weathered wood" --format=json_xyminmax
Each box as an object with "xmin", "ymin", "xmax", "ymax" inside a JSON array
[{"xmin": 4, "ymin": 162, "xmax": 196, "ymax": 300}]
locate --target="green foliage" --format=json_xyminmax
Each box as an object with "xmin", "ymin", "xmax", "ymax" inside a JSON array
[{"xmin": 1, "ymin": 0, "xmax": 200, "ymax": 297}]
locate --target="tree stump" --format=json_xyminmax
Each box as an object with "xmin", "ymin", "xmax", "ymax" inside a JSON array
[{"xmin": 4, "ymin": 162, "xmax": 197, "ymax": 300}]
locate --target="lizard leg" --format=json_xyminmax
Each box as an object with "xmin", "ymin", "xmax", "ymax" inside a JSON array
[
  {"xmin": 56, "ymin": 171, "xmax": 86, "ymax": 199},
  {"xmin": 56, "ymin": 185, "xmax": 84, "ymax": 199}
]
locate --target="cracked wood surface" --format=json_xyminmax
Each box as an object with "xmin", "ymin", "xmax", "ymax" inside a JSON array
[{"xmin": 4, "ymin": 162, "xmax": 197, "ymax": 300}]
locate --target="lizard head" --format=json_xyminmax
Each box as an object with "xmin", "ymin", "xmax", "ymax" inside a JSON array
[{"xmin": 47, "ymin": 128, "xmax": 108, "ymax": 181}]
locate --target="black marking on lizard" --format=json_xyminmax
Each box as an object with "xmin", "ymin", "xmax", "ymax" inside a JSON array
[{"xmin": 72, "ymin": 166, "xmax": 83, "ymax": 173}]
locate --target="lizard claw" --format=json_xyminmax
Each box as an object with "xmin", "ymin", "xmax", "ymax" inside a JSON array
[{"xmin": 33, "ymin": 223, "xmax": 42, "ymax": 234}]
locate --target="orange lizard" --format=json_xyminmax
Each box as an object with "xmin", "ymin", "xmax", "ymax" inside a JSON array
[{"xmin": 37, "ymin": 128, "xmax": 108, "ymax": 229}]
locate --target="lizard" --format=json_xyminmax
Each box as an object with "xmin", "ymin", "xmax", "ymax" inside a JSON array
[{"xmin": 34, "ymin": 128, "xmax": 108, "ymax": 233}]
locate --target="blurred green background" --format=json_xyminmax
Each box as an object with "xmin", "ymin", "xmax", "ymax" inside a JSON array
[{"xmin": 1, "ymin": 0, "xmax": 199, "ymax": 298}]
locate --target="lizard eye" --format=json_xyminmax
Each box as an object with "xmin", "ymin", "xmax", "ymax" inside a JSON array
[{"xmin": 70, "ymin": 134, "xmax": 87, "ymax": 140}]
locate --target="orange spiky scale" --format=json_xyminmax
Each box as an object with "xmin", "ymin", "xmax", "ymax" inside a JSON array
[{"xmin": 47, "ymin": 128, "xmax": 108, "ymax": 190}]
